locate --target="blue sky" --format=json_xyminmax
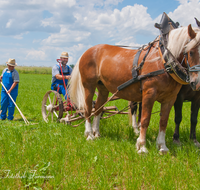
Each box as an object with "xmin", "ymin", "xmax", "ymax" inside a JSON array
[{"xmin": 0, "ymin": 0, "xmax": 199, "ymax": 67}]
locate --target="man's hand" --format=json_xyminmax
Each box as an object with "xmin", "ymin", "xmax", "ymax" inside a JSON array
[
  {"xmin": 7, "ymin": 89, "xmax": 11, "ymax": 94},
  {"xmin": 0, "ymin": 76, "xmax": 2, "ymax": 82},
  {"xmin": 7, "ymin": 82, "xmax": 18, "ymax": 94},
  {"xmin": 65, "ymin": 75, "xmax": 71, "ymax": 80}
]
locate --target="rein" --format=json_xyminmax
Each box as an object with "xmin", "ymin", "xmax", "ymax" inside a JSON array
[
  {"xmin": 56, "ymin": 59, "xmax": 73, "ymax": 113},
  {"xmin": 57, "ymin": 59, "xmax": 67, "ymax": 91}
]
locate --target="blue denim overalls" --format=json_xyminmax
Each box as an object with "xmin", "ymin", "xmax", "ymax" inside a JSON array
[
  {"xmin": 51, "ymin": 64, "xmax": 70, "ymax": 99},
  {"xmin": 0, "ymin": 69, "xmax": 18, "ymax": 120}
]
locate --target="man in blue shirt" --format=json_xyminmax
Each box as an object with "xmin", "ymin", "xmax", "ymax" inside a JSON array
[
  {"xmin": 0, "ymin": 58, "xmax": 19, "ymax": 120},
  {"xmin": 51, "ymin": 52, "xmax": 72, "ymax": 99}
]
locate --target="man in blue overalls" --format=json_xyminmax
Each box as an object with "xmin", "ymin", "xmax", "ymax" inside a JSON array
[
  {"xmin": 0, "ymin": 58, "xmax": 19, "ymax": 120},
  {"xmin": 51, "ymin": 52, "xmax": 72, "ymax": 99}
]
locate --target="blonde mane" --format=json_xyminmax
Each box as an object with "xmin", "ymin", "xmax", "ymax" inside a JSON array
[{"xmin": 165, "ymin": 26, "xmax": 200, "ymax": 61}]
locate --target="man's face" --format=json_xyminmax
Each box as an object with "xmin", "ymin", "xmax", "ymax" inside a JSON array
[
  {"xmin": 61, "ymin": 57, "xmax": 68, "ymax": 65},
  {"xmin": 7, "ymin": 65, "xmax": 15, "ymax": 71}
]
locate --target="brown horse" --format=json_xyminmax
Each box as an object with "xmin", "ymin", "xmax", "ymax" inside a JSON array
[
  {"xmin": 173, "ymin": 84, "xmax": 200, "ymax": 146},
  {"xmin": 130, "ymin": 84, "xmax": 200, "ymax": 147},
  {"xmin": 69, "ymin": 25, "xmax": 200, "ymax": 154}
]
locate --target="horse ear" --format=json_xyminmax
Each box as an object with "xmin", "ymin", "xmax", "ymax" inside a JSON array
[
  {"xmin": 195, "ymin": 17, "xmax": 200, "ymax": 27},
  {"xmin": 188, "ymin": 24, "xmax": 196, "ymax": 39}
]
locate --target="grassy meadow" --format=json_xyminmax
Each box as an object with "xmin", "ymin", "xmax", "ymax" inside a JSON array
[{"xmin": 0, "ymin": 66, "xmax": 200, "ymax": 189}]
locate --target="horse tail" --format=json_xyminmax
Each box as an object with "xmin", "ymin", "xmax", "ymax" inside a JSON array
[{"xmin": 68, "ymin": 56, "xmax": 86, "ymax": 110}]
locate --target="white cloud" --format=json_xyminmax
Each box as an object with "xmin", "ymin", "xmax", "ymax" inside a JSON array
[
  {"xmin": 0, "ymin": 0, "xmax": 200, "ymax": 66},
  {"xmin": 0, "ymin": 0, "xmax": 9, "ymax": 7},
  {"xmin": 42, "ymin": 25, "xmax": 91, "ymax": 46},
  {"xmin": 26, "ymin": 50, "xmax": 46, "ymax": 60},
  {"xmin": 168, "ymin": 0, "xmax": 200, "ymax": 27},
  {"xmin": 6, "ymin": 19, "xmax": 13, "ymax": 28},
  {"xmin": 55, "ymin": 0, "xmax": 76, "ymax": 7},
  {"xmin": 116, "ymin": 36, "xmax": 141, "ymax": 47}
]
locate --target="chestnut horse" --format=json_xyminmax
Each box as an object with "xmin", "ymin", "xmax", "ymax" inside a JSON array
[
  {"xmin": 69, "ymin": 25, "xmax": 200, "ymax": 153},
  {"xmin": 130, "ymin": 84, "xmax": 200, "ymax": 147}
]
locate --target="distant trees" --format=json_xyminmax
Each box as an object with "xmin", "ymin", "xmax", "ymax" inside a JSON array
[{"xmin": 70, "ymin": 64, "xmax": 74, "ymax": 69}]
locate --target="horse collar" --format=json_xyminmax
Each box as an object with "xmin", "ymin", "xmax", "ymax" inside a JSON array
[{"xmin": 159, "ymin": 40, "xmax": 190, "ymax": 84}]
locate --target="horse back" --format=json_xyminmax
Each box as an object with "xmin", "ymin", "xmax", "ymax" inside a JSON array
[
  {"xmin": 79, "ymin": 43, "xmax": 181, "ymax": 102},
  {"xmin": 79, "ymin": 44, "xmax": 138, "ymax": 90}
]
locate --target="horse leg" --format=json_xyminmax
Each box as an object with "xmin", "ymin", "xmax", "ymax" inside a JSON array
[
  {"xmin": 136, "ymin": 94, "xmax": 155, "ymax": 154},
  {"xmin": 92, "ymin": 85, "xmax": 109, "ymax": 138},
  {"xmin": 190, "ymin": 102, "xmax": 200, "ymax": 147},
  {"xmin": 156, "ymin": 101, "xmax": 175, "ymax": 153},
  {"xmin": 84, "ymin": 87, "xmax": 96, "ymax": 140},
  {"xmin": 138, "ymin": 102, "xmax": 142, "ymax": 128},
  {"xmin": 173, "ymin": 97, "xmax": 183, "ymax": 145},
  {"xmin": 129, "ymin": 101, "xmax": 140, "ymax": 135}
]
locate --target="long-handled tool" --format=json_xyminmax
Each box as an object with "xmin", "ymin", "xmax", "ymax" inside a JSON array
[{"xmin": 0, "ymin": 82, "xmax": 29, "ymax": 124}]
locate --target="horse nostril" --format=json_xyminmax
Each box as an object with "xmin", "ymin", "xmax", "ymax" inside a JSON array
[{"xmin": 190, "ymin": 81, "xmax": 196, "ymax": 90}]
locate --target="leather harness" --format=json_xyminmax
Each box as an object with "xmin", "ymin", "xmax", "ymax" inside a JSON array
[
  {"xmin": 117, "ymin": 39, "xmax": 166, "ymax": 91},
  {"xmin": 117, "ymin": 12, "xmax": 192, "ymax": 91}
]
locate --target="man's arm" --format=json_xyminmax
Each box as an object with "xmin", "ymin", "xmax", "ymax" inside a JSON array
[
  {"xmin": 0, "ymin": 68, "xmax": 6, "ymax": 82},
  {"xmin": 55, "ymin": 74, "xmax": 70, "ymax": 80}
]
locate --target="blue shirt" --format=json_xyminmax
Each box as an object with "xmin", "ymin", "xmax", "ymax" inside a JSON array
[
  {"xmin": 1, "ymin": 68, "xmax": 19, "ymax": 83},
  {"xmin": 51, "ymin": 64, "xmax": 72, "ymax": 84},
  {"xmin": 1, "ymin": 68, "xmax": 19, "ymax": 94}
]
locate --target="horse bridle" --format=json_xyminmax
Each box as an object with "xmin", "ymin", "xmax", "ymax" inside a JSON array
[
  {"xmin": 162, "ymin": 39, "xmax": 200, "ymax": 74},
  {"xmin": 184, "ymin": 53, "xmax": 200, "ymax": 72}
]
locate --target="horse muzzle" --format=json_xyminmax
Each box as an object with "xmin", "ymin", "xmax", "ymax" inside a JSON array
[{"xmin": 190, "ymin": 75, "xmax": 200, "ymax": 91}]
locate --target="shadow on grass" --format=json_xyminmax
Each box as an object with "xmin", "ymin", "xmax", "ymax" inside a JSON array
[
  {"xmin": 98, "ymin": 118, "xmax": 200, "ymax": 156},
  {"xmin": 99, "ymin": 119, "xmax": 138, "ymax": 144}
]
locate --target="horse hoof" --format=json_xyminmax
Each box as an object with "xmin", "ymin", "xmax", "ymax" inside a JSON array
[
  {"xmin": 137, "ymin": 145, "xmax": 148, "ymax": 154},
  {"xmin": 85, "ymin": 131, "xmax": 95, "ymax": 140},
  {"xmin": 193, "ymin": 140, "xmax": 200, "ymax": 147},
  {"xmin": 86, "ymin": 135, "xmax": 95, "ymax": 140},
  {"xmin": 94, "ymin": 133, "xmax": 100, "ymax": 138},
  {"xmin": 159, "ymin": 148, "xmax": 169, "ymax": 155},
  {"xmin": 173, "ymin": 139, "xmax": 181, "ymax": 146},
  {"xmin": 136, "ymin": 138, "xmax": 140, "ymax": 150}
]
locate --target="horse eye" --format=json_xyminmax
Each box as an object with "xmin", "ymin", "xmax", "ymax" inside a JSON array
[{"xmin": 189, "ymin": 51, "xmax": 194, "ymax": 57}]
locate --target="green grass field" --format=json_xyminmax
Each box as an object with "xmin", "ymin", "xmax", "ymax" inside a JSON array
[{"xmin": 0, "ymin": 68, "xmax": 200, "ymax": 189}]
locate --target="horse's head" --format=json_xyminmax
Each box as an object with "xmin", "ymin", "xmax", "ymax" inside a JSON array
[
  {"xmin": 166, "ymin": 24, "xmax": 200, "ymax": 90},
  {"xmin": 185, "ymin": 25, "xmax": 200, "ymax": 90}
]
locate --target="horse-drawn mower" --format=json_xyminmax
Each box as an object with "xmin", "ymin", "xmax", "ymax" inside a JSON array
[
  {"xmin": 41, "ymin": 58, "xmax": 129, "ymax": 125},
  {"xmin": 41, "ymin": 90, "xmax": 129, "ymax": 125}
]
